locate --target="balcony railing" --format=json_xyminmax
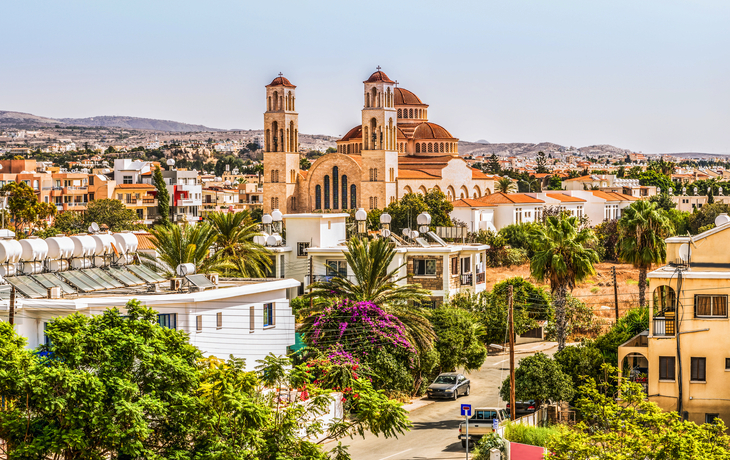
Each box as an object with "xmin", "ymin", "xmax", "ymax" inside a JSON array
[
  {"xmin": 476, "ymin": 272, "xmax": 486, "ymax": 284},
  {"xmin": 461, "ymin": 273, "xmax": 473, "ymax": 286},
  {"xmin": 653, "ymin": 317, "xmax": 675, "ymax": 336}
]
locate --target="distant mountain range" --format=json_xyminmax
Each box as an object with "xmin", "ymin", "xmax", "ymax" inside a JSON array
[{"xmin": 0, "ymin": 111, "xmax": 222, "ymax": 132}]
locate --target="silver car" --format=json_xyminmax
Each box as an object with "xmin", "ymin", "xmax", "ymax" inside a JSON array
[{"xmin": 426, "ymin": 372, "xmax": 470, "ymax": 400}]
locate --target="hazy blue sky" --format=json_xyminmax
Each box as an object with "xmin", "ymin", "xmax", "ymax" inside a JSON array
[{"xmin": 3, "ymin": 0, "xmax": 729, "ymax": 153}]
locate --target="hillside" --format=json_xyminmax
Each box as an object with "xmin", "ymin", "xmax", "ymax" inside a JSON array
[{"xmin": 56, "ymin": 116, "xmax": 222, "ymax": 132}]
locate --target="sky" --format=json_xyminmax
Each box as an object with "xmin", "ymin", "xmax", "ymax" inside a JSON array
[{"xmin": 3, "ymin": 0, "xmax": 729, "ymax": 153}]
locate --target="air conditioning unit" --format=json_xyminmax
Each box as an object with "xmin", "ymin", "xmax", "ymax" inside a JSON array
[
  {"xmin": 170, "ymin": 278, "xmax": 183, "ymax": 291},
  {"xmin": 206, "ymin": 273, "xmax": 219, "ymax": 285}
]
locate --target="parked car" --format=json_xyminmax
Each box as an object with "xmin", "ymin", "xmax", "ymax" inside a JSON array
[
  {"xmin": 426, "ymin": 372, "xmax": 470, "ymax": 400},
  {"xmin": 458, "ymin": 407, "xmax": 508, "ymax": 448},
  {"xmin": 506, "ymin": 400, "xmax": 537, "ymax": 417}
]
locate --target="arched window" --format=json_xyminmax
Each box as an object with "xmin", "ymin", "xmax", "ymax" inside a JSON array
[
  {"xmin": 350, "ymin": 184, "xmax": 357, "ymax": 209},
  {"xmin": 271, "ymin": 121, "xmax": 278, "ymax": 151},
  {"xmin": 342, "ymin": 175, "xmax": 348, "ymax": 209},
  {"xmin": 446, "ymin": 143, "xmax": 450, "ymax": 153},
  {"xmin": 404, "ymin": 185, "xmax": 412, "ymax": 194},
  {"xmin": 398, "ymin": 108, "xmax": 402, "ymax": 117},
  {"xmin": 268, "ymin": 97, "xmax": 272, "ymax": 112},
  {"xmin": 324, "ymin": 175, "xmax": 330, "ymax": 209},
  {"xmin": 428, "ymin": 143, "xmax": 433, "ymax": 153},
  {"xmin": 290, "ymin": 169, "xmax": 295, "ymax": 183},
  {"xmin": 333, "ymin": 166, "xmax": 339, "ymax": 209},
  {"xmin": 273, "ymin": 91, "xmax": 279, "ymax": 110},
  {"xmin": 291, "ymin": 196, "xmax": 296, "ymax": 210},
  {"xmin": 315, "ymin": 185, "xmax": 321, "ymax": 210},
  {"xmin": 371, "ymin": 88, "xmax": 378, "ymax": 107},
  {"xmin": 416, "ymin": 143, "xmax": 421, "ymax": 153},
  {"xmin": 386, "ymin": 87, "xmax": 392, "ymax": 107},
  {"xmin": 409, "ymin": 108, "xmax": 413, "ymax": 118},
  {"xmin": 289, "ymin": 121, "xmax": 295, "ymax": 152},
  {"xmin": 265, "ymin": 129, "xmax": 270, "ymax": 151}
]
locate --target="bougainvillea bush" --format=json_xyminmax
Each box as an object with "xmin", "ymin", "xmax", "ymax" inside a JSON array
[{"xmin": 303, "ymin": 300, "xmax": 417, "ymax": 395}]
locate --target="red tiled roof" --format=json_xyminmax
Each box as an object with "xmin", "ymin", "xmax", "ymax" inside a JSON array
[
  {"xmin": 471, "ymin": 168, "xmax": 493, "ymax": 179},
  {"xmin": 545, "ymin": 193, "xmax": 586, "ymax": 203},
  {"xmin": 476, "ymin": 192, "xmax": 544, "ymax": 205},
  {"xmin": 133, "ymin": 232, "xmax": 156, "ymax": 250},
  {"xmin": 394, "ymin": 87, "xmax": 426, "ymax": 106},
  {"xmin": 364, "ymin": 70, "xmax": 394, "ymax": 83},
  {"xmin": 564, "ymin": 175, "xmax": 595, "ymax": 182},
  {"xmin": 340, "ymin": 125, "xmax": 362, "ymax": 141},
  {"xmin": 412, "ymin": 122, "xmax": 454, "ymax": 140},
  {"xmin": 266, "ymin": 75, "xmax": 296, "ymax": 88},
  {"xmin": 451, "ymin": 198, "xmax": 494, "ymax": 207},
  {"xmin": 398, "ymin": 169, "xmax": 441, "ymax": 179}
]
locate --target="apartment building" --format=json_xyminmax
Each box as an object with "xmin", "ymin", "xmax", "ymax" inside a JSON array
[
  {"xmin": 113, "ymin": 184, "xmax": 159, "ymax": 224},
  {"xmin": 618, "ymin": 215, "xmax": 730, "ymax": 425}
]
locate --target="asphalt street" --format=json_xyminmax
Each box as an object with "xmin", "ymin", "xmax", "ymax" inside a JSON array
[{"xmin": 342, "ymin": 343, "xmax": 557, "ymax": 460}]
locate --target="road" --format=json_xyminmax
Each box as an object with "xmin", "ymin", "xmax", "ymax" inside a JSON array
[{"xmin": 342, "ymin": 343, "xmax": 557, "ymax": 460}]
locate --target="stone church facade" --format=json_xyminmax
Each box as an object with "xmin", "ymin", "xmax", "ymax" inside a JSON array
[{"xmin": 263, "ymin": 69, "xmax": 496, "ymax": 214}]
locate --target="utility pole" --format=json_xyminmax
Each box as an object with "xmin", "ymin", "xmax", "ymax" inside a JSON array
[
  {"xmin": 8, "ymin": 285, "xmax": 15, "ymax": 326},
  {"xmin": 508, "ymin": 284, "xmax": 515, "ymax": 420},
  {"xmin": 612, "ymin": 266, "xmax": 619, "ymax": 322},
  {"xmin": 309, "ymin": 255, "xmax": 313, "ymax": 311}
]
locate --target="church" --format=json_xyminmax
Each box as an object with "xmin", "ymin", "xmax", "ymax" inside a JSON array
[{"xmin": 262, "ymin": 68, "xmax": 496, "ymax": 214}]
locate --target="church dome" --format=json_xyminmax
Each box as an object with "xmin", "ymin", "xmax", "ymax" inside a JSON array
[
  {"xmin": 413, "ymin": 122, "xmax": 454, "ymax": 140},
  {"xmin": 267, "ymin": 75, "xmax": 296, "ymax": 88},
  {"xmin": 394, "ymin": 88, "xmax": 426, "ymax": 106},
  {"xmin": 364, "ymin": 69, "xmax": 394, "ymax": 84},
  {"xmin": 340, "ymin": 125, "xmax": 362, "ymax": 141}
]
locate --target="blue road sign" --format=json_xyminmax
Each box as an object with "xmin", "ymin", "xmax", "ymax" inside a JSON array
[
  {"xmin": 460, "ymin": 404, "xmax": 472, "ymax": 417},
  {"xmin": 492, "ymin": 418, "xmax": 499, "ymax": 430}
]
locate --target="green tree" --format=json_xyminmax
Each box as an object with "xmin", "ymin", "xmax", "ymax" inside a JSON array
[
  {"xmin": 144, "ymin": 222, "xmax": 232, "ymax": 275},
  {"xmin": 52, "ymin": 211, "xmax": 86, "ymax": 235},
  {"xmin": 547, "ymin": 367, "xmax": 730, "ymax": 460},
  {"xmin": 648, "ymin": 193, "xmax": 676, "ymax": 211},
  {"xmin": 214, "ymin": 155, "xmax": 245, "ymax": 177},
  {"xmin": 496, "ymin": 177, "xmax": 517, "ymax": 193},
  {"xmin": 428, "ymin": 307, "xmax": 487, "ymax": 375},
  {"xmin": 423, "ymin": 188, "xmax": 454, "ymax": 227},
  {"xmin": 638, "ymin": 170, "xmax": 673, "ymax": 192},
  {"xmin": 617, "ymin": 201, "xmax": 673, "ymax": 307},
  {"xmin": 153, "ymin": 165, "xmax": 170, "ymax": 225},
  {"xmin": 486, "ymin": 154, "xmax": 502, "ymax": 174},
  {"xmin": 553, "ymin": 344, "xmax": 606, "ymax": 402},
  {"xmin": 300, "ymin": 157, "xmax": 311, "ymax": 170},
  {"xmin": 535, "ymin": 151, "xmax": 549, "ymax": 174},
  {"xmin": 547, "ymin": 175, "xmax": 563, "ymax": 190},
  {"xmin": 381, "ymin": 189, "xmax": 453, "ymax": 235},
  {"xmin": 530, "ymin": 216, "xmax": 599, "ymax": 350},
  {"xmin": 206, "ymin": 210, "xmax": 272, "ymax": 277},
  {"xmin": 84, "ymin": 198, "xmax": 142, "ymax": 232},
  {"xmin": 2, "ymin": 181, "xmax": 57, "ymax": 236},
  {"xmin": 499, "ymin": 352, "xmax": 574, "ymax": 408},
  {"xmin": 687, "ymin": 202, "xmax": 730, "ymax": 234},
  {"xmin": 666, "ymin": 208, "xmax": 691, "ymax": 236}
]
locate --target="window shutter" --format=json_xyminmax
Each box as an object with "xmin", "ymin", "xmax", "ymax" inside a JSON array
[
  {"xmin": 250, "ymin": 306, "xmax": 255, "ymax": 332},
  {"xmin": 272, "ymin": 303, "xmax": 276, "ymax": 326}
]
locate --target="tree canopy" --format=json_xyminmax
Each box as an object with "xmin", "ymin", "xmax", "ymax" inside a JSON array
[{"xmin": 499, "ymin": 352, "xmax": 574, "ymax": 407}]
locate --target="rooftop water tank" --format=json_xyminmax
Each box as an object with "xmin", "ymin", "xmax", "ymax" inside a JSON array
[
  {"xmin": 70, "ymin": 234, "xmax": 96, "ymax": 258},
  {"xmin": 92, "ymin": 233, "xmax": 116, "ymax": 256},
  {"xmin": 0, "ymin": 239, "xmax": 23, "ymax": 264},
  {"xmin": 113, "ymin": 232, "xmax": 139, "ymax": 254},
  {"xmin": 20, "ymin": 238, "xmax": 49, "ymax": 262},
  {"xmin": 46, "ymin": 236, "xmax": 75, "ymax": 259}
]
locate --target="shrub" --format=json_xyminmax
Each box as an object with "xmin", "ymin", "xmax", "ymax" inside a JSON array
[
  {"xmin": 504, "ymin": 422, "xmax": 560, "ymax": 447},
  {"xmin": 590, "ymin": 287, "xmax": 599, "ymax": 294},
  {"xmin": 473, "ymin": 432, "xmax": 506, "ymax": 460}
]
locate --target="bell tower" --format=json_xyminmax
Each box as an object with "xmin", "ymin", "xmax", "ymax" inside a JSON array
[
  {"xmin": 263, "ymin": 73, "xmax": 300, "ymax": 214},
  {"xmin": 360, "ymin": 67, "xmax": 399, "ymax": 210}
]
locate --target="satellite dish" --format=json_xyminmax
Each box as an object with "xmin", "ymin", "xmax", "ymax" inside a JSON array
[
  {"xmin": 90, "ymin": 222, "xmax": 100, "ymax": 233},
  {"xmin": 715, "ymin": 213, "xmax": 730, "ymax": 227},
  {"xmin": 402, "ymin": 228, "xmax": 411, "ymax": 238},
  {"xmin": 693, "ymin": 187, "xmax": 698, "ymax": 195},
  {"xmin": 381, "ymin": 228, "xmax": 391, "ymax": 238},
  {"xmin": 720, "ymin": 187, "xmax": 724, "ymax": 196},
  {"xmin": 411, "ymin": 230, "xmax": 420, "ymax": 239},
  {"xmin": 176, "ymin": 263, "xmax": 196, "ymax": 276},
  {"xmin": 678, "ymin": 243, "xmax": 691, "ymax": 263},
  {"xmin": 166, "ymin": 159, "xmax": 176, "ymax": 166}
]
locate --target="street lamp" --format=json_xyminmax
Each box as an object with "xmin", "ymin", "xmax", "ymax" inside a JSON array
[
  {"xmin": 271, "ymin": 208, "xmax": 283, "ymax": 234},
  {"xmin": 379, "ymin": 212, "xmax": 391, "ymax": 237},
  {"xmin": 417, "ymin": 212, "xmax": 431, "ymax": 234},
  {"xmin": 262, "ymin": 213, "xmax": 273, "ymax": 234},
  {"xmin": 355, "ymin": 208, "xmax": 367, "ymax": 234}
]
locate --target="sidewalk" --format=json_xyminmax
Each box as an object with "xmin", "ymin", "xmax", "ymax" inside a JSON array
[{"xmin": 492, "ymin": 341, "xmax": 561, "ymax": 356}]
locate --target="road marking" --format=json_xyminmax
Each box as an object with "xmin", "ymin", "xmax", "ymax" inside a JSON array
[
  {"xmin": 493, "ymin": 358, "xmax": 509, "ymax": 366},
  {"xmin": 378, "ymin": 448, "xmax": 412, "ymax": 460}
]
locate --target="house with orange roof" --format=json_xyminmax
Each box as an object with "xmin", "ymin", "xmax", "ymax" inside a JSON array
[{"xmin": 450, "ymin": 192, "xmax": 545, "ymax": 232}]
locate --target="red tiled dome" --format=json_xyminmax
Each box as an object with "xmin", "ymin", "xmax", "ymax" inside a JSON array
[
  {"xmin": 394, "ymin": 88, "xmax": 425, "ymax": 106},
  {"xmin": 340, "ymin": 125, "xmax": 362, "ymax": 141},
  {"xmin": 412, "ymin": 122, "xmax": 454, "ymax": 140},
  {"xmin": 266, "ymin": 75, "xmax": 296, "ymax": 88},
  {"xmin": 364, "ymin": 69, "xmax": 394, "ymax": 84}
]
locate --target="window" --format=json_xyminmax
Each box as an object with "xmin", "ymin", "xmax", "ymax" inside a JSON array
[
  {"xmin": 695, "ymin": 295, "xmax": 728, "ymax": 317},
  {"xmin": 123, "ymin": 175, "xmax": 133, "ymax": 184},
  {"xmin": 297, "ymin": 242, "xmax": 310, "ymax": 257},
  {"xmin": 659, "ymin": 356, "xmax": 675, "ymax": 380},
  {"xmin": 196, "ymin": 315, "xmax": 203, "ymax": 332},
  {"xmin": 691, "ymin": 357, "xmax": 706, "ymax": 382},
  {"xmin": 157, "ymin": 313, "xmax": 177, "ymax": 329},
  {"xmin": 726, "ymin": 358, "xmax": 730, "ymax": 370},
  {"xmin": 515, "ymin": 207, "xmax": 522, "ymax": 223},
  {"xmin": 43, "ymin": 322, "xmax": 52, "ymax": 347},
  {"xmin": 451, "ymin": 257, "xmax": 459, "ymax": 276},
  {"xmin": 326, "ymin": 260, "xmax": 347, "ymax": 278},
  {"xmin": 706, "ymin": 413, "xmax": 720, "ymax": 424},
  {"xmin": 461, "ymin": 257, "xmax": 471, "ymax": 274},
  {"xmin": 216, "ymin": 312, "xmax": 223, "ymax": 329},
  {"xmin": 249, "ymin": 305, "xmax": 255, "ymax": 332},
  {"xmin": 414, "ymin": 259, "xmax": 437, "ymax": 276},
  {"xmin": 263, "ymin": 303, "xmax": 275, "ymax": 327}
]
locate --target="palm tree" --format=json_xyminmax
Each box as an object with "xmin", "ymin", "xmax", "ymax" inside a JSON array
[
  {"xmin": 617, "ymin": 200, "xmax": 673, "ymax": 308},
  {"xmin": 305, "ymin": 236, "xmax": 435, "ymax": 351},
  {"xmin": 496, "ymin": 177, "xmax": 517, "ymax": 194},
  {"xmin": 143, "ymin": 222, "xmax": 233, "ymax": 276},
  {"xmin": 206, "ymin": 210, "xmax": 272, "ymax": 277},
  {"xmin": 530, "ymin": 215, "xmax": 599, "ymax": 350}
]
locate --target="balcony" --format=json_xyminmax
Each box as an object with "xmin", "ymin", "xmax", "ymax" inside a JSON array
[
  {"xmin": 63, "ymin": 186, "xmax": 88, "ymax": 195},
  {"xmin": 178, "ymin": 198, "xmax": 196, "ymax": 207},
  {"xmin": 476, "ymin": 272, "xmax": 486, "ymax": 284},
  {"xmin": 460, "ymin": 273, "xmax": 473, "ymax": 286},
  {"xmin": 653, "ymin": 317, "xmax": 675, "ymax": 336}
]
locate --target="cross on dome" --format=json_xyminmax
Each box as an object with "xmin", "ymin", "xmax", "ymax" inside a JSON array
[
  {"xmin": 376, "ymin": 66, "xmax": 381, "ymax": 71},
  {"xmin": 278, "ymin": 72, "xmax": 283, "ymax": 77}
]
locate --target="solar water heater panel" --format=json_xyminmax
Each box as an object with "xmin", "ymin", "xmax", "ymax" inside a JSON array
[
  {"xmin": 186, "ymin": 274, "xmax": 216, "ymax": 289},
  {"xmin": 88, "ymin": 268, "xmax": 124, "ymax": 289},
  {"xmin": 32, "ymin": 273, "xmax": 76, "ymax": 295}
]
